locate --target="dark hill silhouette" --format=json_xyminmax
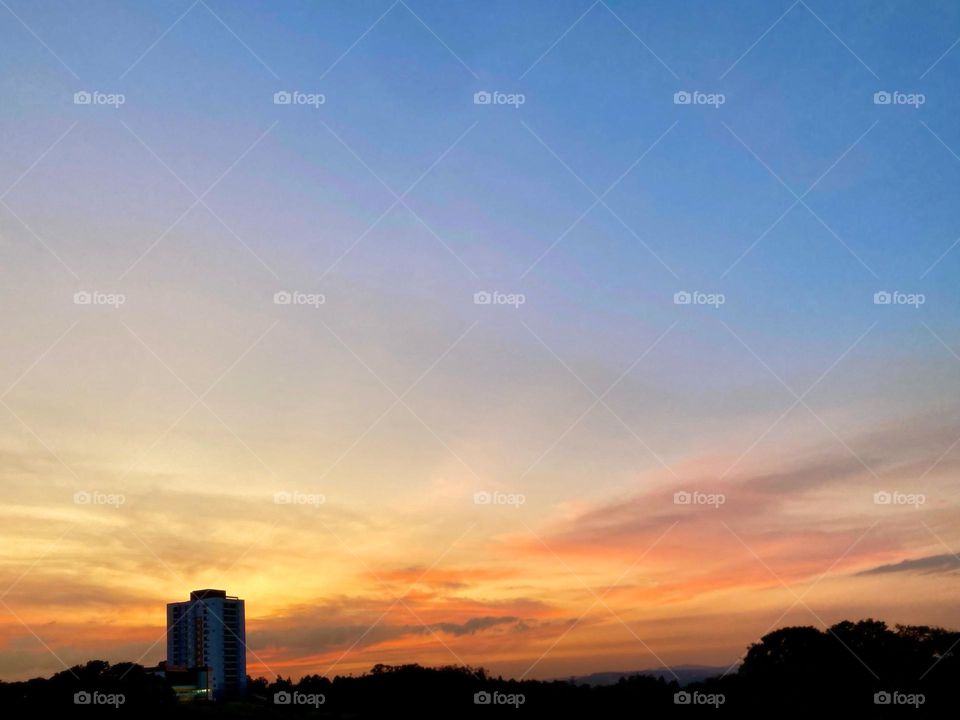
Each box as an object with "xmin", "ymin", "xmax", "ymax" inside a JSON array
[
  {"xmin": 0, "ymin": 619, "xmax": 955, "ymax": 715},
  {"xmin": 564, "ymin": 664, "xmax": 728, "ymax": 686}
]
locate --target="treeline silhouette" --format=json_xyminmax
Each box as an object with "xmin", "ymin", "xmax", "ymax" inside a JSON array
[{"xmin": 1, "ymin": 619, "xmax": 956, "ymax": 715}]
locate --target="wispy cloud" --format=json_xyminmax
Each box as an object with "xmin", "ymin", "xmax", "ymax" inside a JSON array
[{"xmin": 857, "ymin": 554, "xmax": 960, "ymax": 576}]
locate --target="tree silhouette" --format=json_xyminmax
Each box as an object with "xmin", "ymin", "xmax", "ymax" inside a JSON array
[{"xmin": 1, "ymin": 619, "xmax": 957, "ymax": 714}]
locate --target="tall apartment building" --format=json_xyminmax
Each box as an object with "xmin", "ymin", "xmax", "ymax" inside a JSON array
[{"xmin": 167, "ymin": 589, "xmax": 247, "ymax": 699}]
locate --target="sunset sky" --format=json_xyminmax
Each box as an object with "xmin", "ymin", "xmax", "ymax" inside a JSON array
[{"xmin": 2, "ymin": 0, "xmax": 960, "ymax": 682}]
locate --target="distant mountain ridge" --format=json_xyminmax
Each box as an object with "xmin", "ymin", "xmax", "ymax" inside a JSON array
[{"xmin": 563, "ymin": 664, "xmax": 732, "ymax": 686}]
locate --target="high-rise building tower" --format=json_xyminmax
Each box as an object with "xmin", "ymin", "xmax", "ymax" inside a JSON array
[{"xmin": 167, "ymin": 589, "xmax": 246, "ymax": 699}]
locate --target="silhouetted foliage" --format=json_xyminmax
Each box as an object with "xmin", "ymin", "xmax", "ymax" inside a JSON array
[
  {"xmin": 715, "ymin": 618, "xmax": 955, "ymax": 712},
  {"xmin": 1, "ymin": 619, "xmax": 956, "ymax": 715},
  {"xmin": 0, "ymin": 659, "xmax": 175, "ymax": 715}
]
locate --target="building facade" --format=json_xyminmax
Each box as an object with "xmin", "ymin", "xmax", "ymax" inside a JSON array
[{"xmin": 167, "ymin": 589, "xmax": 246, "ymax": 699}]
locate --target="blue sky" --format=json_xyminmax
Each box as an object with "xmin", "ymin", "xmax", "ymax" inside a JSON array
[{"xmin": 4, "ymin": 1, "xmax": 958, "ymax": 352}]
